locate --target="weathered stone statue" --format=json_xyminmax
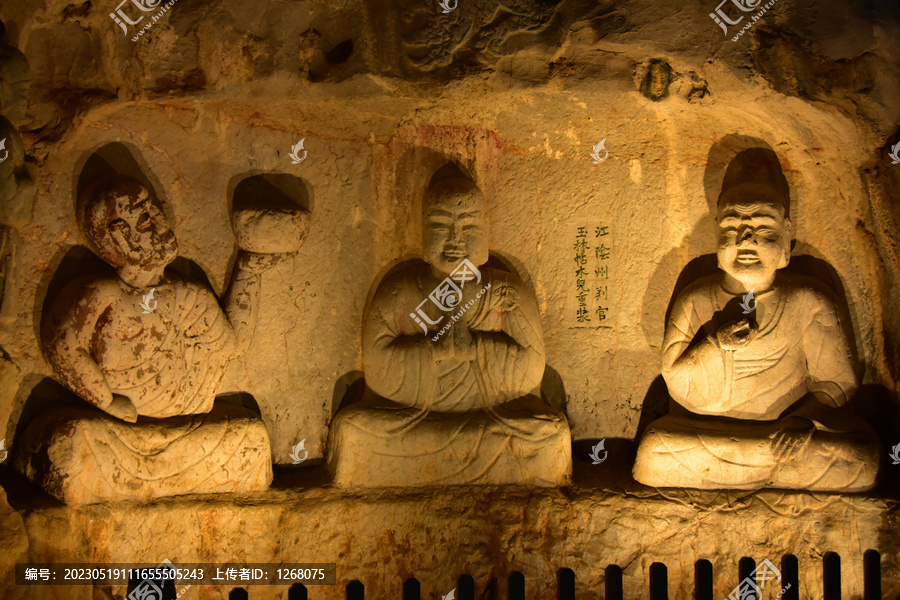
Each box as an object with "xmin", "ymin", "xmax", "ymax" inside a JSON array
[
  {"xmin": 633, "ymin": 149, "xmax": 880, "ymax": 491},
  {"xmin": 328, "ymin": 172, "xmax": 571, "ymax": 487},
  {"xmin": 15, "ymin": 177, "xmax": 307, "ymax": 504}
]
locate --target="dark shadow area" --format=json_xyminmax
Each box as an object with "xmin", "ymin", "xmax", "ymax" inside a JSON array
[
  {"xmin": 231, "ymin": 173, "xmax": 312, "ymax": 213},
  {"xmin": 508, "ymin": 571, "xmax": 524, "ymax": 600},
  {"xmin": 347, "ymin": 579, "xmax": 364, "ymax": 600},
  {"xmin": 346, "ymin": 579, "xmax": 364, "ymax": 600},
  {"xmin": 403, "ymin": 577, "xmax": 421, "ymax": 600},
  {"xmin": 634, "ymin": 375, "xmax": 669, "ymax": 443},
  {"xmin": 289, "ymin": 582, "xmax": 308, "ymax": 600},
  {"xmin": 738, "ymin": 557, "xmax": 756, "ymax": 585},
  {"xmin": 863, "ymin": 549, "xmax": 881, "ymax": 600},
  {"xmin": 649, "ymin": 562, "xmax": 668, "ymax": 600},
  {"xmin": 781, "ymin": 554, "xmax": 800, "ymax": 600},
  {"xmin": 229, "ymin": 588, "xmax": 248, "ymax": 600},
  {"xmin": 458, "ymin": 574, "xmax": 475, "ymax": 600},
  {"xmin": 823, "ymin": 552, "xmax": 841, "ymax": 600},
  {"xmin": 331, "ymin": 371, "xmax": 366, "ymax": 417},
  {"xmin": 541, "ymin": 365, "xmax": 567, "ymax": 415},
  {"xmin": 694, "ymin": 559, "xmax": 713, "ymax": 600},
  {"xmin": 216, "ymin": 392, "xmax": 263, "ymax": 417},
  {"xmin": 557, "ymin": 567, "xmax": 575, "ymax": 600},
  {"xmin": 605, "ymin": 565, "xmax": 623, "ymax": 600}
]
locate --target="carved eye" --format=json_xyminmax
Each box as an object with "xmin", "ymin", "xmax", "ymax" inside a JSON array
[{"xmin": 136, "ymin": 212, "xmax": 153, "ymax": 232}]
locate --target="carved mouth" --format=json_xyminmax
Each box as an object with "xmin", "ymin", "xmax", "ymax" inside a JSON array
[
  {"xmin": 736, "ymin": 251, "xmax": 759, "ymax": 264},
  {"xmin": 443, "ymin": 250, "xmax": 466, "ymax": 260}
]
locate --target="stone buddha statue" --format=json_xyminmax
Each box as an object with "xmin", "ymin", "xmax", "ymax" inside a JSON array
[
  {"xmin": 15, "ymin": 176, "xmax": 305, "ymax": 504},
  {"xmin": 328, "ymin": 171, "xmax": 571, "ymax": 487},
  {"xmin": 633, "ymin": 149, "xmax": 879, "ymax": 491}
]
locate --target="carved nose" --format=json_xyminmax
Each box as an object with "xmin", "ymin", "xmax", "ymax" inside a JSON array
[{"xmin": 738, "ymin": 228, "xmax": 755, "ymax": 244}]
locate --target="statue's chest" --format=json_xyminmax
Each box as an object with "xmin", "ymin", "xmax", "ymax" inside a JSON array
[{"xmin": 92, "ymin": 294, "xmax": 183, "ymax": 364}]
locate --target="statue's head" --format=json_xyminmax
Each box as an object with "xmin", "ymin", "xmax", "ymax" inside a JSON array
[
  {"xmin": 716, "ymin": 149, "xmax": 791, "ymax": 290},
  {"xmin": 81, "ymin": 178, "xmax": 178, "ymax": 277},
  {"xmin": 422, "ymin": 176, "xmax": 488, "ymax": 276}
]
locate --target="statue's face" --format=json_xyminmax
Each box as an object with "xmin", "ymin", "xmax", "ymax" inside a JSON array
[
  {"xmin": 423, "ymin": 190, "xmax": 488, "ymax": 276},
  {"xmin": 104, "ymin": 190, "xmax": 178, "ymax": 270},
  {"xmin": 717, "ymin": 202, "xmax": 790, "ymax": 288}
]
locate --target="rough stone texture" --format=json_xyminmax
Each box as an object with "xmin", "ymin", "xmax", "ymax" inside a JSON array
[
  {"xmin": 5, "ymin": 465, "xmax": 899, "ymax": 600},
  {"xmin": 13, "ymin": 402, "xmax": 273, "ymax": 505},
  {"xmin": 329, "ymin": 397, "xmax": 572, "ymax": 487}
]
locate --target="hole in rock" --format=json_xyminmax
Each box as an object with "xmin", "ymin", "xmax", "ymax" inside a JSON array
[
  {"xmin": 347, "ymin": 579, "xmax": 364, "ymax": 600},
  {"xmin": 863, "ymin": 550, "xmax": 881, "ymax": 600},
  {"xmin": 649, "ymin": 562, "xmax": 668, "ymax": 600},
  {"xmin": 694, "ymin": 559, "xmax": 713, "ymax": 600},
  {"xmin": 508, "ymin": 571, "xmax": 525, "ymax": 600},
  {"xmin": 738, "ymin": 557, "xmax": 756, "ymax": 585},
  {"xmin": 781, "ymin": 555, "xmax": 799, "ymax": 600},
  {"xmin": 289, "ymin": 582, "xmax": 308, "ymax": 600},
  {"xmin": 403, "ymin": 577, "xmax": 421, "ymax": 600},
  {"xmin": 557, "ymin": 567, "xmax": 575, "ymax": 600},
  {"xmin": 326, "ymin": 39, "xmax": 354, "ymax": 63},
  {"xmin": 605, "ymin": 565, "xmax": 623, "ymax": 600},
  {"xmin": 823, "ymin": 552, "xmax": 841, "ymax": 600},
  {"xmin": 458, "ymin": 574, "xmax": 475, "ymax": 600}
]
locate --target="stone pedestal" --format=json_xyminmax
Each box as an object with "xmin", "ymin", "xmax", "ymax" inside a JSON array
[
  {"xmin": 327, "ymin": 396, "xmax": 572, "ymax": 487},
  {"xmin": 633, "ymin": 413, "xmax": 880, "ymax": 491},
  {"xmin": 4, "ymin": 465, "xmax": 897, "ymax": 600},
  {"xmin": 14, "ymin": 402, "xmax": 272, "ymax": 504}
]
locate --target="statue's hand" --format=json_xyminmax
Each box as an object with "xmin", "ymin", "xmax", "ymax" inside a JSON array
[
  {"xmin": 105, "ymin": 394, "xmax": 138, "ymax": 423},
  {"xmin": 768, "ymin": 416, "xmax": 814, "ymax": 462},
  {"xmin": 715, "ymin": 318, "xmax": 758, "ymax": 350}
]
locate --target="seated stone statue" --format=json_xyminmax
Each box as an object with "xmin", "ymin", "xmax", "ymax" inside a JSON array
[
  {"xmin": 328, "ymin": 173, "xmax": 571, "ymax": 487},
  {"xmin": 15, "ymin": 177, "xmax": 303, "ymax": 504},
  {"xmin": 633, "ymin": 149, "xmax": 879, "ymax": 491}
]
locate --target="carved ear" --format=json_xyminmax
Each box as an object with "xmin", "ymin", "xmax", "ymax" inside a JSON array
[
  {"xmin": 779, "ymin": 217, "xmax": 792, "ymax": 268},
  {"xmin": 109, "ymin": 219, "xmax": 140, "ymax": 264}
]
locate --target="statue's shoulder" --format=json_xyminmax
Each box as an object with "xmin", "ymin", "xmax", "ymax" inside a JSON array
[
  {"xmin": 779, "ymin": 273, "xmax": 838, "ymax": 310},
  {"xmin": 56, "ymin": 272, "xmax": 124, "ymax": 304},
  {"xmin": 674, "ymin": 274, "xmax": 722, "ymax": 306},
  {"xmin": 373, "ymin": 261, "xmax": 429, "ymax": 298}
]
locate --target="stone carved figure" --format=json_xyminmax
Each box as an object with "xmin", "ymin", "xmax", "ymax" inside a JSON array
[
  {"xmin": 15, "ymin": 177, "xmax": 308, "ymax": 504},
  {"xmin": 633, "ymin": 149, "xmax": 880, "ymax": 491},
  {"xmin": 328, "ymin": 172, "xmax": 571, "ymax": 487}
]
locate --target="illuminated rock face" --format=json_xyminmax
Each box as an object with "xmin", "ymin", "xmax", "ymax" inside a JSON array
[
  {"xmin": 633, "ymin": 149, "xmax": 881, "ymax": 492},
  {"xmin": 329, "ymin": 175, "xmax": 572, "ymax": 487}
]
